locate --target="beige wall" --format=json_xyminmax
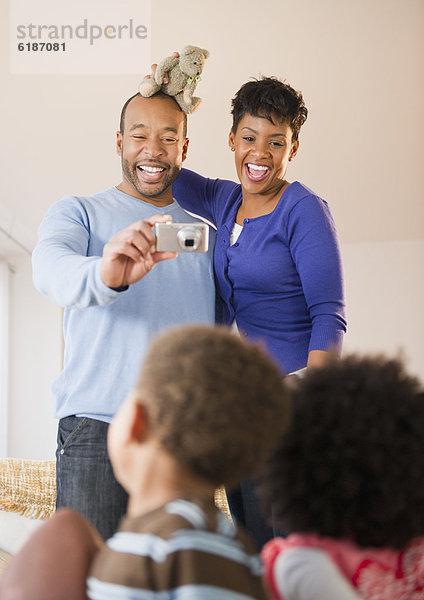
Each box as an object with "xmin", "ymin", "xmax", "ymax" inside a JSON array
[
  {"xmin": 8, "ymin": 256, "xmax": 61, "ymax": 459},
  {"xmin": 1, "ymin": 0, "xmax": 423, "ymax": 458},
  {"xmin": 342, "ymin": 240, "xmax": 424, "ymax": 380}
]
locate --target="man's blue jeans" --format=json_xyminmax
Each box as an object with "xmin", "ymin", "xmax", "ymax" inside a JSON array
[
  {"xmin": 226, "ymin": 478, "xmax": 284, "ymax": 551},
  {"xmin": 56, "ymin": 416, "xmax": 128, "ymax": 541}
]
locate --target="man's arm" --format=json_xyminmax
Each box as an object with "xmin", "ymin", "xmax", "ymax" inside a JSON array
[
  {"xmin": 100, "ymin": 215, "xmax": 177, "ymax": 289},
  {"xmin": 32, "ymin": 198, "xmax": 176, "ymax": 309}
]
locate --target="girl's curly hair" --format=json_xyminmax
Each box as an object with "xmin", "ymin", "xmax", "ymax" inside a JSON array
[{"xmin": 260, "ymin": 354, "xmax": 424, "ymax": 549}]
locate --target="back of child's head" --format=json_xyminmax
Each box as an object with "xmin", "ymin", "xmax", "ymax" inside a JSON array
[
  {"xmin": 260, "ymin": 354, "xmax": 424, "ymax": 550},
  {"xmin": 134, "ymin": 324, "xmax": 290, "ymax": 488}
]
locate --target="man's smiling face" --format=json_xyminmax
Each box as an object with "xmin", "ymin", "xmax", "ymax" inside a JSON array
[{"xmin": 116, "ymin": 94, "xmax": 189, "ymax": 207}]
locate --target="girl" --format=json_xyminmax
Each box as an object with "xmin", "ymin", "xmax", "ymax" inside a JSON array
[{"xmin": 261, "ymin": 354, "xmax": 424, "ymax": 599}]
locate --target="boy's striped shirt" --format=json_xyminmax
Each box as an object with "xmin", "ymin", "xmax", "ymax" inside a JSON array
[{"xmin": 87, "ymin": 498, "xmax": 268, "ymax": 600}]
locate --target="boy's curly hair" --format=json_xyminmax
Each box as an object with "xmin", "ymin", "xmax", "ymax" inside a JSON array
[
  {"xmin": 135, "ymin": 325, "xmax": 290, "ymax": 488},
  {"xmin": 260, "ymin": 354, "xmax": 424, "ymax": 549}
]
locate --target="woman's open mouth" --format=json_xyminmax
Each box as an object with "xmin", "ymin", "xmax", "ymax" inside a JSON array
[{"xmin": 245, "ymin": 163, "xmax": 270, "ymax": 182}]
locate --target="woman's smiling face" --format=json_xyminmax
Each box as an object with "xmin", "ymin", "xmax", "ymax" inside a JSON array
[{"xmin": 229, "ymin": 113, "xmax": 299, "ymax": 200}]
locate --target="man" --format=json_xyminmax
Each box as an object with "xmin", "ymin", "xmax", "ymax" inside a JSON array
[{"xmin": 32, "ymin": 92, "xmax": 216, "ymax": 540}]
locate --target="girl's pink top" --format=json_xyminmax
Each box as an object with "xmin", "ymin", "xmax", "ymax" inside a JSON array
[{"xmin": 262, "ymin": 533, "xmax": 424, "ymax": 600}]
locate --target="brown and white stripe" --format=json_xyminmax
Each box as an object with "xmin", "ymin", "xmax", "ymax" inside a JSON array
[{"xmin": 87, "ymin": 498, "xmax": 268, "ymax": 599}]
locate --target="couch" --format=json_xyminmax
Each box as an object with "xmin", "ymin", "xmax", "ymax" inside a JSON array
[
  {"xmin": 0, "ymin": 458, "xmax": 56, "ymax": 574},
  {"xmin": 0, "ymin": 458, "xmax": 230, "ymax": 576}
]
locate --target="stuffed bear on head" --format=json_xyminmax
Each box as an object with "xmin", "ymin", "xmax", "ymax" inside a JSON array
[{"xmin": 139, "ymin": 45, "xmax": 210, "ymax": 114}]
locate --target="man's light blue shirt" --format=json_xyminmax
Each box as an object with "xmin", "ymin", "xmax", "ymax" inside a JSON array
[{"xmin": 32, "ymin": 186, "xmax": 216, "ymax": 422}]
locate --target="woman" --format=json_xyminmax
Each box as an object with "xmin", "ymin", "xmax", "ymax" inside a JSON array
[{"xmin": 173, "ymin": 76, "xmax": 347, "ymax": 548}]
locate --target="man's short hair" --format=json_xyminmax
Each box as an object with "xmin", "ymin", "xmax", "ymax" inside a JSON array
[
  {"xmin": 135, "ymin": 325, "xmax": 290, "ymax": 488},
  {"xmin": 119, "ymin": 92, "xmax": 188, "ymax": 138}
]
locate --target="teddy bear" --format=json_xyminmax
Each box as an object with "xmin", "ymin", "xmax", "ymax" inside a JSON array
[{"xmin": 139, "ymin": 45, "xmax": 210, "ymax": 114}]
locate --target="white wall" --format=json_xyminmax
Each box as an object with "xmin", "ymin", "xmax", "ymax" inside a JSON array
[
  {"xmin": 8, "ymin": 256, "xmax": 62, "ymax": 459},
  {"xmin": 342, "ymin": 240, "xmax": 424, "ymax": 381},
  {"xmin": 2, "ymin": 0, "xmax": 423, "ymax": 458}
]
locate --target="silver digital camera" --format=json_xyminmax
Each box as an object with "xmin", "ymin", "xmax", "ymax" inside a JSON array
[{"xmin": 155, "ymin": 222, "xmax": 209, "ymax": 252}]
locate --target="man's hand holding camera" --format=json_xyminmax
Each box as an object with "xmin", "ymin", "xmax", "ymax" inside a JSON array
[{"xmin": 100, "ymin": 214, "xmax": 177, "ymax": 289}]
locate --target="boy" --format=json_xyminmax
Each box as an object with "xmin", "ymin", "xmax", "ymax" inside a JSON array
[{"xmin": 0, "ymin": 325, "xmax": 290, "ymax": 600}]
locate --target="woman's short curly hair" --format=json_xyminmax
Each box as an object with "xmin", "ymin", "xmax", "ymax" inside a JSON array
[
  {"xmin": 260, "ymin": 354, "xmax": 424, "ymax": 549},
  {"xmin": 231, "ymin": 76, "xmax": 308, "ymax": 140},
  {"xmin": 135, "ymin": 325, "xmax": 290, "ymax": 488}
]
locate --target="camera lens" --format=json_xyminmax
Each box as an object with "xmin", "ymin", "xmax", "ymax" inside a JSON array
[{"xmin": 177, "ymin": 226, "xmax": 201, "ymax": 251}]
